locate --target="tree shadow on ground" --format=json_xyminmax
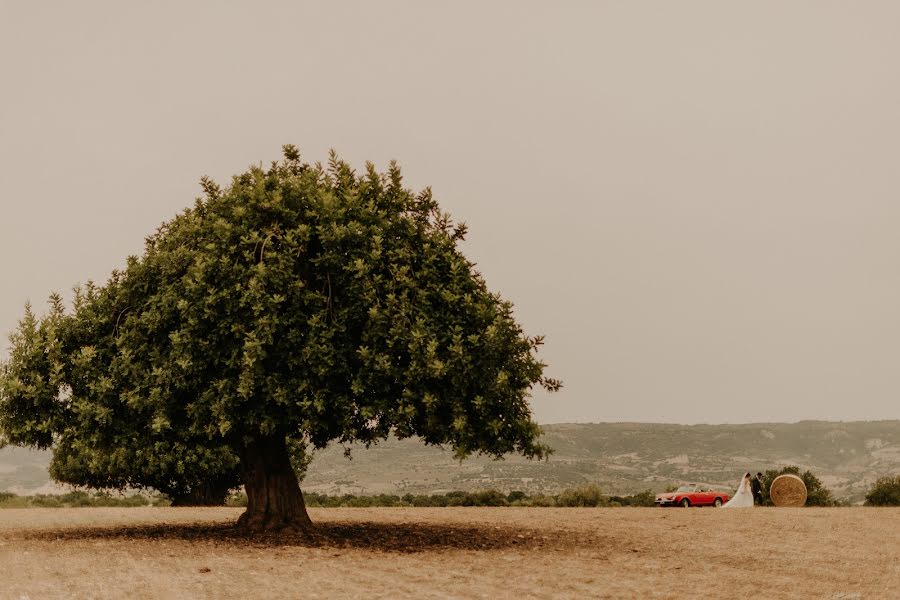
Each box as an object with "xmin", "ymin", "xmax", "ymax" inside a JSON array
[{"xmin": 14, "ymin": 520, "xmax": 574, "ymax": 553}]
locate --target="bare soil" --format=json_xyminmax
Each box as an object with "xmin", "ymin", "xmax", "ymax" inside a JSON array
[{"xmin": 1, "ymin": 507, "xmax": 897, "ymax": 599}]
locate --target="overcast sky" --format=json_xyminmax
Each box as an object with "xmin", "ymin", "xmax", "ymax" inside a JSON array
[{"xmin": 1, "ymin": 1, "xmax": 898, "ymax": 425}]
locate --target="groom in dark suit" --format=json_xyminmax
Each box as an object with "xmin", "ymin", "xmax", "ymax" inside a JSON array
[{"xmin": 751, "ymin": 472, "xmax": 764, "ymax": 505}]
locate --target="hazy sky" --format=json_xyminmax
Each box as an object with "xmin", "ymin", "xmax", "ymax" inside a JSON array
[{"xmin": 2, "ymin": 1, "xmax": 899, "ymax": 425}]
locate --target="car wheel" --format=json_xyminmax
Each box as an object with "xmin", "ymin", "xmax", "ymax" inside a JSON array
[
  {"xmin": 680, "ymin": 498, "xmax": 691, "ymax": 508},
  {"xmin": 713, "ymin": 498, "xmax": 723, "ymax": 508}
]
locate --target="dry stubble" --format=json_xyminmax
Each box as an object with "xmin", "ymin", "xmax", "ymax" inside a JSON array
[{"xmin": 0, "ymin": 506, "xmax": 898, "ymax": 599}]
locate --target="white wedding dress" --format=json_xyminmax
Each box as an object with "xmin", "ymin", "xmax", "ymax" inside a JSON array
[{"xmin": 721, "ymin": 475, "xmax": 754, "ymax": 508}]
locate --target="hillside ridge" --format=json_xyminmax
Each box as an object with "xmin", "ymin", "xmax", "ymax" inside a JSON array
[{"xmin": 3, "ymin": 420, "xmax": 898, "ymax": 503}]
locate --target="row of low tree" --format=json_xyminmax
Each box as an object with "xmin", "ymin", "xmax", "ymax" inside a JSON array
[
  {"xmin": 4, "ymin": 476, "xmax": 898, "ymax": 508},
  {"xmin": 223, "ymin": 474, "xmax": 900, "ymax": 508},
  {"xmin": 0, "ymin": 486, "xmax": 656, "ymax": 509},
  {"xmin": 0, "ymin": 490, "xmax": 158, "ymax": 508},
  {"xmin": 228, "ymin": 486, "xmax": 658, "ymax": 508}
]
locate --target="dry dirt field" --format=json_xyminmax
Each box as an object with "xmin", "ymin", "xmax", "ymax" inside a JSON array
[{"xmin": 1, "ymin": 506, "xmax": 897, "ymax": 599}]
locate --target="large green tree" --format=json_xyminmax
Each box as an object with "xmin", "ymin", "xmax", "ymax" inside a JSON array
[{"xmin": 0, "ymin": 147, "xmax": 559, "ymax": 531}]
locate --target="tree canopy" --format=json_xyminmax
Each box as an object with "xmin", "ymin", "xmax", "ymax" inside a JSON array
[
  {"xmin": 0, "ymin": 146, "xmax": 559, "ymax": 530},
  {"xmin": 864, "ymin": 476, "xmax": 900, "ymax": 506},
  {"xmin": 1, "ymin": 292, "xmax": 242, "ymax": 506}
]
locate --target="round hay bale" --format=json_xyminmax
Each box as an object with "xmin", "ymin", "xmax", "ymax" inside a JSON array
[{"xmin": 769, "ymin": 473, "xmax": 807, "ymax": 507}]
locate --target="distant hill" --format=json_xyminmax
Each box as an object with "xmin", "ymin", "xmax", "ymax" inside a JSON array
[
  {"xmin": 0, "ymin": 446, "xmax": 54, "ymax": 494},
  {"xmin": 3, "ymin": 421, "xmax": 899, "ymax": 503}
]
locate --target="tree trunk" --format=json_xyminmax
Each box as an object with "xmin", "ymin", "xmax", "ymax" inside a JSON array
[{"xmin": 237, "ymin": 435, "xmax": 313, "ymax": 533}]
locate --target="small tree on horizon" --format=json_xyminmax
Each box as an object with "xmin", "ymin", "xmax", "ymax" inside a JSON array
[
  {"xmin": 864, "ymin": 476, "xmax": 900, "ymax": 506},
  {"xmin": 0, "ymin": 146, "xmax": 560, "ymax": 532},
  {"xmin": 761, "ymin": 465, "xmax": 836, "ymax": 507}
]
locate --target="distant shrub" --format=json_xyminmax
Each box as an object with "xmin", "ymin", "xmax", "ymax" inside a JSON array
[
  {"xmin": 444, "ymin": 489, "xmax": 508, "ymax": 507},
  {"xmin": 29, "ymin": 495, "xmax": 63, "ymax": 508},
  {"xmin": 471, "ymin": 490, "xmax": 509, "ymax": 507},
  {"xmin": 0, "ymin": 491, "xmax": 150, "ymax": 508},
  {"xmin": 506, "ymin": 490, "xmax": 528, "ymax": 503},
  {"xmin": 0, "ymin": 492, "xmax": 28, "ymax": 508},
  {"xmin": 556, "ymin": 484, "xmax": 606, "ymax": 507},
  {"xmin": 865, "ymin": 476, "xmax": 900, "ymax": 506},
  {"xmin": 762, "ymin": 466, "xmax": 836, "ymax": 507},
  {"xmin": 63, "ymin": 491, "xmax": 95, "ymax": 506},
  {"xmin": 303, "ymin": 492, "xmax": 332, "ymax": 507},
  {"xmin": 337, "ymin": 494, "xmax": 357, "ymax": 507},
  {"xmin": 444, "ymin": 491, "xmax": 468, "ymax": 505},
  {"xmin": 344, "ymin": 494, "xmax": 405, "ymax": 508},
  {"xmin": 526, "ymin": 494, "xmax": 556, "ymax": 507},
  {"xmin": 630, "ymin": 490, "xmax": 656, "ymax": 507},
  {"xmin": 609, "ymin": 490, "xmax": 655, "ymax": 507},
  {"xmin": 407, "ymin": 494, "xmax": 450, "ymax": 507},
  {"xmin": 57, "ymin": 491, "xmax": 148, "ymax": 508},
  {"xmin": 301, "ymin": 492, "xmax": 408, "ymax": 508},
  {"xmin": 445, "ymin": 494, "xmax": 468, "ymax": 506},
  {"xmin": 226, "ymin": 492, "xmax": 248, "ymax": 507}
]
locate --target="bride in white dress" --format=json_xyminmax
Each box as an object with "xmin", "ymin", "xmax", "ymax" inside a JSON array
[{"xmin": 721, "ymin": 472, "xmax": 755, "ymax": 508}]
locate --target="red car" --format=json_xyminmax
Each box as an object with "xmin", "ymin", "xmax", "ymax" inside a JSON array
[{"xmin": 655, "ymin": 484, "xmax": 731, "ymax": 507}]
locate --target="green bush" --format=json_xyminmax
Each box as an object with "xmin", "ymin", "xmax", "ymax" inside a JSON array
[
  {"xmin": 470, "ymin": 490, "xmax": 509, "ymax": 507},
  {"xmin": 443, "ymin": 490, "xmax": 507, "ymax": 506},
  {"xmin": 526, "ymin": 494, "xmax": 556, "ymax": 507},
  {"xmin": 506, "ymin": 490, "xmax": 527, "ymax": 503},
  {"xmin": 445, "ymin": 494, "xmax": 469, "ymax": 506},
  {"xmin": 0, "ymin": 492, "xmax": 29, "ymax": 508},
  {"xmin": 303, "ymin": 493, "xmax": 329, "ymax": 507},
  {"xmin": 865, "ymin": 476, "xmax": 900, "ymax": 506},
  {"xmin": 343, "ymin": 494, "xmax": 405, "ymax": 508},
  {"xmin": 762, "ymin": 466, "xmax": 836, "ymax": 507},
  {"xmin": 225, "ymin": 492, "xmax": 248, "ymax": 507},
  {"xmin": 407, "ymin": 494, "xmax": 450, "ymax": 507},
  {"xmin": 556, "ymin": 484, "xmax": 606, "ymax": 507},
  {"xmin": 609, "ymin": 490, "xmax": 655, "ymax": 507},
  {"xmin": 29, "ymin": 495, "xmax": 62, "ymax": 508}
]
